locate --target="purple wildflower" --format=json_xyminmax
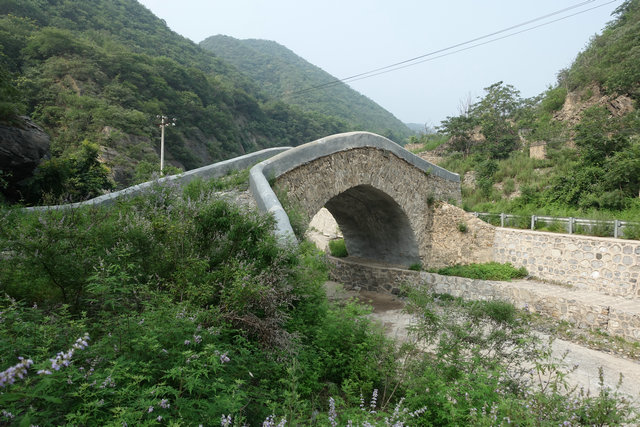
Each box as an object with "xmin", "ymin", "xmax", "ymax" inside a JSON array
[
  {"xmin": 328, "ymin": 397, "xmax": 338, "ymax": 427},
  {"xmin": 370, "ymin": 389, "xmax": 378, "ymax": 412},
  {"xmin": 221, "ymin": 414, "xmax": 232, "ymax": 426},
  {"xmin": 0, "ymin": 357, "xmax": 34, "ymax": 387}
]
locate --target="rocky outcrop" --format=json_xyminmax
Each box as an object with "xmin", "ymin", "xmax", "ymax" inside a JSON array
[
  {"xmin": 554, "ymin": 84, "xmax": 635, "ymax": 126},
  {"xmin": 0, "ymin": 116, "xmax": 50, "ymax": 199}
]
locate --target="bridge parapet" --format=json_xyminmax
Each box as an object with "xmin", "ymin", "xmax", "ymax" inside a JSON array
[{"xmin": 26, "ymin": 147, "xmax": 291, "ymax": 211}]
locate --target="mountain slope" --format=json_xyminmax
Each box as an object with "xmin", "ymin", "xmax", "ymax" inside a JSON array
[
  {"xmin": 560, "ymin": 0, "xmax": 640, "ymax": 101},
  {"xmin": 0, "ymin": 0, "xmax": 350, "ymax": 202},
  {"xmin": 413, "ymin": 0, "xmax": 640, "ymax": 220},
  {"xmin": 200, "ymin": 35, "xmax": 412, "ymax": 142}
]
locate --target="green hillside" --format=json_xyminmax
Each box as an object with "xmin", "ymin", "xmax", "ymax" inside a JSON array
[
  {"xmin": 0, "ymin": 0, "xmax": 349, "ymax": 204},
  {"xmin": 200, "ymin": 35, "xmax": 412, "ymax": 142},
  {"xmin": 412, "ymin": 0, "xmax": 640, "ymax": 225}
]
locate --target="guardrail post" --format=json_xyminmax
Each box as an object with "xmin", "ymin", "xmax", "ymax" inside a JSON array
[
  {"xmin": 569, "ymin": 217, "xmax": 574, "ymax": 234},
  {"xmin": 614, "ymin": 220, "xmax": 620, "ymax": 238},
  {"xmin": 500, "ymin": 213, "xmax": 505, "ymax": 228},
  {"xmin": 530, "ymin": 215, "xmax": 536, "ymax": 230}
]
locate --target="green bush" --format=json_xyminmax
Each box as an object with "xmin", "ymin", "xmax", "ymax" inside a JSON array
[
  {"xmin": 26, "ymin": 140, "xmax": 115, "ymax": 204},
  {"xmin": 623, "ymin": 222, "xmax": 640, "ymax": 240},
  {"xmin": 431, "ymin": 262, "xmax": 528, "ymax": 281},
  {"xmin": 328, "ymin": 238, "xmax": 348, "ymax": 257},
  {"xmin": 408, "ymin": 262, "xmax": 422, "ymax": 271},
  {"xmin": 0, "ymin": 180, "xmax": 395, "ymax": 425},
  {"xmin": 540, "ymin": 86, "xmax": 568, "ymax": 113}
]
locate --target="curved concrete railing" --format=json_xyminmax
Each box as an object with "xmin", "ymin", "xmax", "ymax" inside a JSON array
[
  {"xmin": 249, "ymin": 131, "xmax": 460, "ymax": 242},
  {"xmin": 26, "ymin": 147, "xmax": 291, "ymax": 211}
]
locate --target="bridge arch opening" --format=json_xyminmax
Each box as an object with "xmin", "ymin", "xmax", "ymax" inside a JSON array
[{"xmin": 317, "ymin": 184, "xmax": 421, "ymax": 266}]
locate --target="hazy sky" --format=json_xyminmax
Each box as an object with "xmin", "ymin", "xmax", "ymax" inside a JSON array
[{"xmin": 137, "ymin": 0, "xmax": 622, "ymax": 126}]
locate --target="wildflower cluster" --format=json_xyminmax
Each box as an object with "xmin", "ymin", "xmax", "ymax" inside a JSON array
[
  {"xmin": 0, "ymin": 357, "xmax": 34, "ymax": 387},
  {"xmin": 37, "ymin": 333, "xmax": 90, "ymax": 375}
]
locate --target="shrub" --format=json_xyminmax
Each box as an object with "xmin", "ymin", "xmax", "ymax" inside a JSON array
[
  {"xmin": 0, "ymin": 181, "xmax": 397, "ymax": 425},
  {"xmin": 328, "ymin": 238, "xmax": 348, "ymax": 257},
  {"xmin": 541, "ymin": 86, "xmax": 568, "ymax": 113},
  {"xmin": 133, "ymin": 160, "xmax": 183, "ymax": 184},
  {"xmin": 457, "ymin": 222, "xmax": 468, "ymax": 233},
  {"xmin": 26, "ymin": 140, "xmax": 115, "ymax": 204},
  {"xmin": 1, "ymin": 177, "xmax": 637, "ymax": 426},
  {"xmin": 502, "ymin": 178, "xmax": 516, "ymax": 196},
  {"xmin": 408, "ymin": 262, "xmax": 422, "ymax": 271},
  {"xmin": 430, "ymin": 262, "xmax": 528, "ymax": 281},
  {"xmin": 623, "ymin": 222, "xmax": 640, "ymax": 240}
]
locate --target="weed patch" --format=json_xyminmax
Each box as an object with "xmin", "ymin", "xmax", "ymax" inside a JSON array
[
  {"xmin": 430, "ymin": 262, "xmax": 528, "ymax": 281},
  {"xmin": 328, "ymin": 238, "xmax": 348, "ymax": 257}
]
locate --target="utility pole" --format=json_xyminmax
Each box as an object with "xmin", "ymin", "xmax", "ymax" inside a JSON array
[{"xmin": 157, "ymin": 115, "xmax": 176, "ymax": 173}]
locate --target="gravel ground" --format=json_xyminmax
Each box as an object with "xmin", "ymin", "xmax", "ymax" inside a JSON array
[{"xmin": 325, "ymin": 282, "xmax": 640, "ymax": 406}]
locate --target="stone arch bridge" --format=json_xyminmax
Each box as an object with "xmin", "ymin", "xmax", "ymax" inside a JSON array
[{"xmin": 250, "ymin": 131, "xmax": 463, "ymax": 267}]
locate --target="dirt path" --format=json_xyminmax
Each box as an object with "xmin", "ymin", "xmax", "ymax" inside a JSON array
[{"xmin": 325, "ymin": 282, "xmax": 640, "ymax": 405}]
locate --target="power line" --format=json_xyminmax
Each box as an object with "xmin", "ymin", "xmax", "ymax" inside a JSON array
[
  {"xmin": 284, "ymin": 0, "xmax": 618, "ymax": 98},
  {"xmin": 343, "ymin": 0, "xmax": 619, "ymax": 85}
]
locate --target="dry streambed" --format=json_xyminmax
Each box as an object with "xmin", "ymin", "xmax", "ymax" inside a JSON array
[{"xmin": 324, "ymin": 282, "xmax": 640, "ymax": 405}]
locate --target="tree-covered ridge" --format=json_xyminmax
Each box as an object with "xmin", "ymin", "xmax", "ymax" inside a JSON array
[
  {"xmin": 560, "ymin": 0, "xmax": 640, "ymax": 100},
  {"xmin": 0, "ymin": 0, "xmax": 350, "ymax": 203},
  {"xmin": 200, "ymin": 35, "xmax": 412, "ymax": 142}
]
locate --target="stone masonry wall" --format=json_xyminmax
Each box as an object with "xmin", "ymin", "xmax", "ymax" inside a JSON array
[
  {"xmin": 428, "ymin": 202, "xmax": 495, "ymax": 268},
  {"xmin": 327, "ymin": 256, "xmax": 640, "ymax": 342},
  {"xmin": 493, "ymin": 228, "xmax": 640, "ymax": 298}
]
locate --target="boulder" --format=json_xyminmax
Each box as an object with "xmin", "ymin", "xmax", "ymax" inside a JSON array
[{"xmin": 0, "ymin": 116, "xmax": 50, "ymax": 199}]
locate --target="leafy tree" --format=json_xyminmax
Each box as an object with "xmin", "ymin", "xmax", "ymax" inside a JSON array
[
  {"xmin": 27, "ymin": 140, "xmax": 115, "ymax": 203},
  {"xmin": 604, "ymin": 140, "xmax": 640, "ymax": 198},
  {"xmin": 438, "ymin": 114, "xmax": 476, "ymax": 156},
  {"xmin": 0, "ymin": 61, "xmax": 25, "ymax": 121},
  {"xmin": 472, "ymin": 82, "xmax": 522, "ymax": 159},
  {"xmin": 540, "ymin": 86, "xmax": 568, "ymax": 114},
  {"xmin": 439, "ymin": 82, "xmax": 523, "ymax": 160},
  {"xmin": 574, "ymin": 106, "xmax": 630, "ymax": 166},
  {"xmin": 472, "ymin": 81, "xmax": 522, "ymax": 119},
  {"xmin": 0, "ymin": 0, "xmax": 361, "ymax": 204}
]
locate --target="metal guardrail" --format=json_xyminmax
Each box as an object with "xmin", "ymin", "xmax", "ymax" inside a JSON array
[{"xmin": 472, "ymin": 212, "xmax": 640, "ymax": 239}]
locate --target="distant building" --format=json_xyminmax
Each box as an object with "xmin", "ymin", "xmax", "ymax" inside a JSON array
[{"xmin": 529, "ymin": 141, "xmax": 547, "ymax": 160}]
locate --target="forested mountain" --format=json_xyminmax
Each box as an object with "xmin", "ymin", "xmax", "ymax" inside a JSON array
[
  {"xmin": 0, "ymin": 0, "xmax": 357, "ymax": 203},
  {"xmin": 413, "ymin": 0, "xmax": 640, "ymax": 223},
  {"xmin": 200, "ymin": 35, "xmax": 412, "ymax": 142}
]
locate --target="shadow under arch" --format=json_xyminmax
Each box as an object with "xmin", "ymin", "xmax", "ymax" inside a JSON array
[{"xmin": 325, "ymin": 184, "xmax": 420, "ymax": 266}]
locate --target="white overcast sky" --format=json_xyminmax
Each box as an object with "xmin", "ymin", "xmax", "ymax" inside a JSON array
[{"xmin": 137, "ymin": 0, "xmax": 621, "ymax": 126}]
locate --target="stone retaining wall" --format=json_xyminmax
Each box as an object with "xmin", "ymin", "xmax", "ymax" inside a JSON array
[
  {"xmin": 428, "ymin": 202, "xmax": 495, "ymax": 267},
  {"xmin": 327, "ymin": 256, "xmax": 640, "ymax": 342},
  {"xmin": 493, "ymin": 228, "xmax": 640, "ymax": 298}
]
